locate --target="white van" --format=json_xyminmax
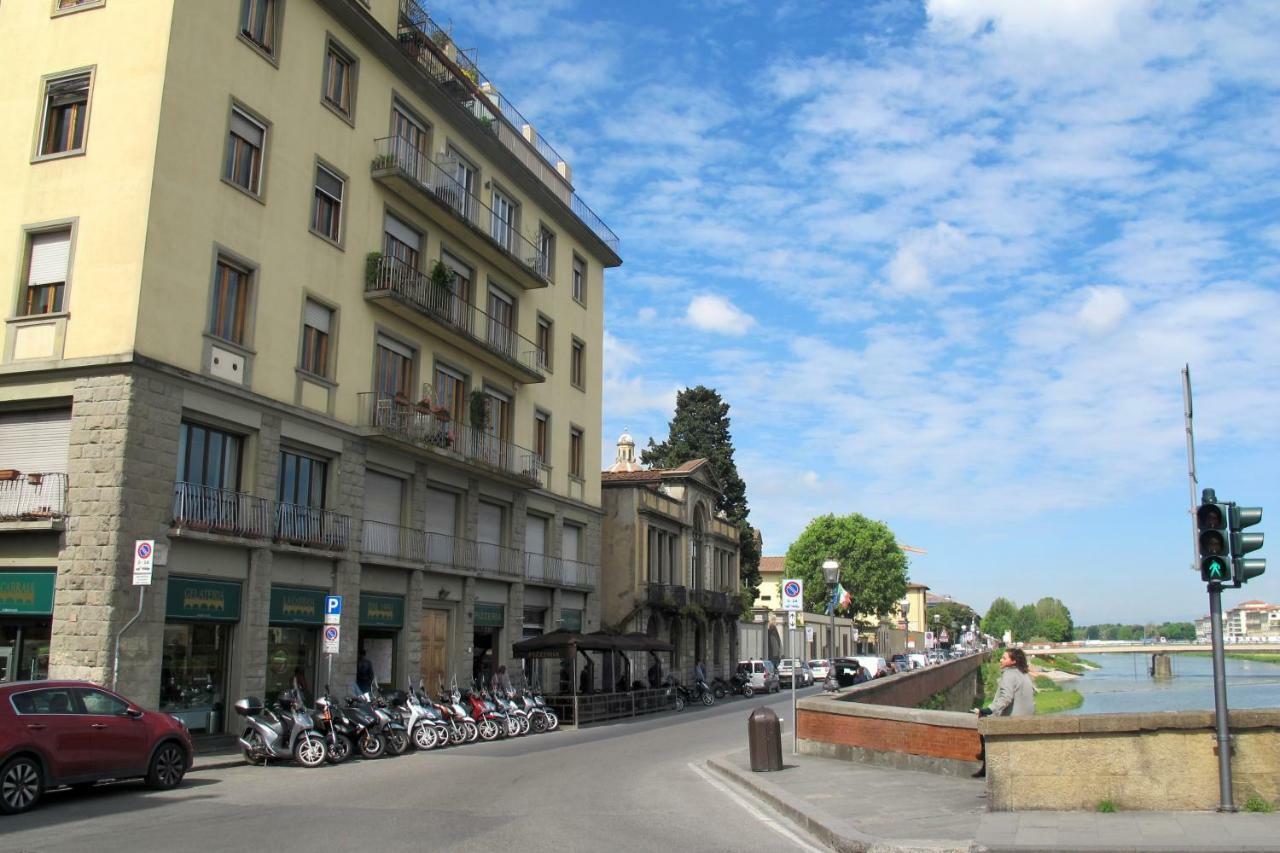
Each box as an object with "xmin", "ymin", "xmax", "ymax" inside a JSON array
[
  {"xmin": 907, "ymin": 653, "xmax": 928, "ymax": 670},
  {"xmin": 851, "ymin": 656, "xmax": 889, "ymax": 678},
  {"xmin": 737, "ymin": 659, "xmax": 780, "ymax": 693}
]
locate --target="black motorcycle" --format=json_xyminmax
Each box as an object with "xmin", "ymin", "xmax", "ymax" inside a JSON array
[
  {"xmin": 714, "ymin": 671, "xmax": 754, "ymax": 698},
  {"xmin": 313, "ymin": 688, "xmax": 356, "ymax": 764},
  {"xmin": 348, "ymin": 690, "xmax": 410, "ymax": 755}
]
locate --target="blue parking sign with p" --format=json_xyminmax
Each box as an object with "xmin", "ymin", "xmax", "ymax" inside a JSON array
[{"xmin": 325, "ymin": 595, "xmax": 343, "ymax": 616}]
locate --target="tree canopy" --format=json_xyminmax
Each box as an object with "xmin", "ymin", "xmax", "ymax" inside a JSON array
[
  {"xmin": 783, "ymin": 513, "xmax": 908, "ymax": 618},
  {"xmin": 984, "ymin": 596, "xmax": 1076, "ymax": 643},
  {"xmin": 643, "ymin": 386, "xmax": 761, "ymax": 594},
  {"xmin": 983, "ymin": 597, "xmax": 1017, "ymax": 642}
]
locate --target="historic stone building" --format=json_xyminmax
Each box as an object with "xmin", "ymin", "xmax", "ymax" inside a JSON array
[
  {"xmin": 599, "ymin": 432, "xmax": 742, "ymax": 680},
  {"xmin": 0, "ymin": 0, "xmax": 619, "ymax": 729}
]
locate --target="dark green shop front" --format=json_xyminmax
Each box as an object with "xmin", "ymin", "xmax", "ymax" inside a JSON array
[
  {"xmin": 358, "ymin": 594, "xmax": 404, "ymax": 689},
  {"xmin": 0, "ymin": 571, "xmax": 56, "ymax": 683},
  {"xmin": 162, "ymin": 576, "xmax": 242, "ymax": 732},
  {"xmin": 268, "ymin": 586, "xmax": 327, "ymax": 701}
]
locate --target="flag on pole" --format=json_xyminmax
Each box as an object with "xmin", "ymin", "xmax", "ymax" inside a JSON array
[{"xmin": 827, "ymin": 582, "xmax": 849, "ymax": 615}]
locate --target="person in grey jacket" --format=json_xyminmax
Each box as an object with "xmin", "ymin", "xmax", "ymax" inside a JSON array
[{"xmin": 977, "ymin": 648, "xmax": 1035, "ymax": 717}]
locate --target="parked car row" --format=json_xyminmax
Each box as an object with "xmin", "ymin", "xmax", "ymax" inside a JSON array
[{"xmin": 0, "ymin": 680, "xmax": 194, "ymax": 815}]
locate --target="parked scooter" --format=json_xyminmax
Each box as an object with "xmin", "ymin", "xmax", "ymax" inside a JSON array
[
  {"xmin": 313, "ymin": 687, "xmax": 356, "ymax": 764},
  {"xmin": 349, "ymin": 688, "xmax": 410, "ymax": 755},
  {"xmin": 235, "ymin": 687, "xmax": 327, "ymax": 767}
]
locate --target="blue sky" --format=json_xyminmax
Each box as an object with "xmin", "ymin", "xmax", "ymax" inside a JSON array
[{"xmin": 435, "ymin": 0, "xmax": 1280, "ymax": 624}]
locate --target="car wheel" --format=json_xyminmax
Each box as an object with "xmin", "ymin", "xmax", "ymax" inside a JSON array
[
  {"xmin": 145, "ymin": 742, "xmax": 187, "ymax": 790},
  {"xmin": 0, "ymin": 756, "xmax": 43, "ymax": 815}
]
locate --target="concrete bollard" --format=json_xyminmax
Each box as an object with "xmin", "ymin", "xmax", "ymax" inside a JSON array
[{"xmin": 748, "ymin": 706, "xmax": 783, "ymax": 771}]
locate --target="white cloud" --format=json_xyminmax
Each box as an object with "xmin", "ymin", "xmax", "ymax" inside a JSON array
[
  {"xmin": 927, "ymin": 0, "xmax": 1150, "ymax": 48},
  {"xmin": 1076, "ymin": 287, "xmax": 1130, "ymax": 334},
  {"xmin": 685, "ymin": 294, "xmax": 756, "ymax": 335}
]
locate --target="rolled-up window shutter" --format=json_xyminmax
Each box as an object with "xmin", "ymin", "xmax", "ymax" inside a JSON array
[
  {"xmin": 316, "ymin": 166, "xmax": 343, "ymax": 199},
  {"xmin": 28, "ymin": 231, "xmax": 71, "ymax": 286},
  {"xmin": 384, "ymin": 215, "xmax": 421, "ymax": 251},
  {"xmin": 304, "ymin": 299, "xmax": 331, "ymax": 333},
  {"xmin": 376, "ymin": 333, "xmax": 413, "ymax": 360},
  {"xmin": 230, "ymin": 109, "xmax": 264, "ymax": 147}
]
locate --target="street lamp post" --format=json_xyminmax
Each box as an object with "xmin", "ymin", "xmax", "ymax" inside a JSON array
[{"xmin": 822, "ymin": 559, "xmax": 840, "ymax": 667}]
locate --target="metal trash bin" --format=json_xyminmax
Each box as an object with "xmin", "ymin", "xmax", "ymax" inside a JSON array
[{"xmin": 747, "ymin": 707, "xmax": 783, "ymax": 772}]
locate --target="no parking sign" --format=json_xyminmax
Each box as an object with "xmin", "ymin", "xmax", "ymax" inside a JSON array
[
  {"xmin": 782, "ymin": 578, "xmax": 803, "ymax": 611},
  {"xmin": 323, "ymin": 624, "xmax": 340, "ymax": 654}
]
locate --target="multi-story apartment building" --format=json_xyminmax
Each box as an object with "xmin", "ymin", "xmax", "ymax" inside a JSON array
[
  {"xmin": 0, "ymin": 0, "xmax": 620, "ymax": 731},
  {"xmin": 1224, "ymin": 601, "xmax": 1280, "ymax": 642},
  {"xmin": 599, "ymin": 432, "xmax": 743, "ymax": 679}
]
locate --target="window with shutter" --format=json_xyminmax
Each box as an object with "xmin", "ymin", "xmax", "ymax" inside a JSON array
[{"xmin": 22, "ymin": 230, "xmax": 71, "ymax": 315}]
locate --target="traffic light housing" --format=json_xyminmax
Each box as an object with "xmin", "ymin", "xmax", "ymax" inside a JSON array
[
  {"xmin": 1230, "ymin": 505, "xmax": 1265, "ymax": 585},
  {"xmin": 1197, "ymin": 495, "xmax": 1231, "ymax": 584}
]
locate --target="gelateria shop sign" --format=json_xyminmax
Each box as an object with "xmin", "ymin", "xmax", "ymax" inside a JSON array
[
  {"xmin": 0, "ymin": 572, "xmax": 56, "ymax": 615},
  {"xmin": 359, "ymin": 594, "xmax": 404, "ymax": 629},
  {"xmin": 165, "ymin": 577, "xmax": 242, "ymax": 622},
  {"xmin": 269, "ymin": 587, "xmax": 327, "ymax": 625}
]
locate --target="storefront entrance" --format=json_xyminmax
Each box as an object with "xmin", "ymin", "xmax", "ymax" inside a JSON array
[
  {"xmin": 357, "ymin": 593, "xmax": 404, "ymax": 690},
  {"xmin": 161, "ymin": 576, "xmax": 241, "ymax": 732},
  {"xmin": 0, "ymin": 571, "xmax": 56, "ymax": 683},
  {"xmin": 267, "ymin": 586, "xmax": 327, "ymax": 702},
  {"xmin": 472, "ymin": 602, "xmax": 504, "ymax": 686}
]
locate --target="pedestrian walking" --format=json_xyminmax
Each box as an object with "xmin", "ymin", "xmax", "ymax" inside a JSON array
[{"xmin": 356, "ymin": 647, "xmax": 375, "ymax": 695}]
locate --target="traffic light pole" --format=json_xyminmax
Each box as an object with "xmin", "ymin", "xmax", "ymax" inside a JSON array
[{"xmin": 1207, "ymin": 583, "xmax": 1236, "ymax": 812}]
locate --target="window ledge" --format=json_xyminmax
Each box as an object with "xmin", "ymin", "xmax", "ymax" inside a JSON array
[
  {"xmin": 308, "ymin": 228, "xmax": 345, "ymax": 252},
  {"xmin": 31, "ymin": 148, "xmax": 87, "ymax": 165},
  {"xmin": 237, "ymin": 33, "xmax": 280, "ymax": 68},
  {"xmin": 295, "ymin": 367, "xmax": 337, "ymax": 388},
  {"xmin": 7, "ymin": 311, "xmax": 70, "ymax": 324},
  {"xmin": 52, "ymin": 0, "xmax": 106, "ymax": 17},
  {"xmin": 221, "ymin": 177, "xmax": 266, "ymax": 205},
  {"xmin": 321, "ymin": 98, "xmax": 356, "ymax": 128},
  {"xmin": 202, "ymin": 332, "xmax": 256, "ymax": 357}
]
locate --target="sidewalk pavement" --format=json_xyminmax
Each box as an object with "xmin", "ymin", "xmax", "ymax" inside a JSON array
[
  {"xmin": 190, "ymin": 735, "xmax": 246, "ymax": 772},
  {"xmin": 706, "ymin": 748, "xmax": 1279, "ymax": 852}
]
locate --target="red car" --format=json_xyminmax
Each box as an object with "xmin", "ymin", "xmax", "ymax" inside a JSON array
[{"xmin": 0, "ymin": 680, "xmax": 194, "ymax": 815}]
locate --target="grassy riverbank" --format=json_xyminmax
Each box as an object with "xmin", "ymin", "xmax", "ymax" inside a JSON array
[{"xmin": 980, "ymin": 657, "xmax": 1084, "ymax": 715}]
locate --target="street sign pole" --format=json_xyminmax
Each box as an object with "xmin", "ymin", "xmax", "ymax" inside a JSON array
[
  {"xmin": 323, "ymin": 595, "xmax": 343, "ymax": 694},
  {"xmin": 113, "ymin": 540, "xmax": 155, "ymax": 691},
  {"xmin": 1208, "ymin": 582, "xmax": 1235, "ymax": 812}
]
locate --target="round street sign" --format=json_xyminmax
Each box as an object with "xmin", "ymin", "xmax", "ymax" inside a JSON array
[
  {"xmin": 783, "ymin": 580, "xmax": 801, "ymax": 598},
  {"xmin": 324, "ymin": 625, "xmax": 339, "ymax": 642}
]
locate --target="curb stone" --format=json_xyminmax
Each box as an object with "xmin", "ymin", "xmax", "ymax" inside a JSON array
[{"xmin": 704, "ymin": 753, "xmax": 974, "ymax": 853}]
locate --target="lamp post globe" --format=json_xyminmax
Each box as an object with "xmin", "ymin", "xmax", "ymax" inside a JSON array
[{"xmin": 822, "ymin": 559, "xmax": 839, "ymax": 669}]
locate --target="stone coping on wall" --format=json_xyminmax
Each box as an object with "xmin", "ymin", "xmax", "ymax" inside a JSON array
[
  {"xmin": 979, "ymin": 707, "xmax": 1280, "ymax": 737},
  {"xmin": 798, "ymin": 691, "xmax": 979, "ymax": 729}
]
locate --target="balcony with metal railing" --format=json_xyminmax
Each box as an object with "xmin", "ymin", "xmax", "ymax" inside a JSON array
[
  {"xmin": 170, "ymin": 482, "xmax": 350, "ymax": 551},
  {"xmin": 361, "ymin": 519, "xmax": 428, "ymax": 562},
  {"xmin": 645, "ymin": 583, "xmax": 688, "ymax": 610},
  {"xmin": 524, "ymin": 553, "xmax": 599, "ymax": 589},
  {"xmin": 394, "ymin": 0, "xmax": 620, "ymax": 256},
  {"xmin": 357, "ymin": 392, "xmax": 548, "ymax": 489},
  {"xmin": 364, "ymin": 255, "xmax": 545, "ymax": 383},
  {"xmin": 0, "ymin": 472, "xmax": 68, "ymax": 527},
  {"xmin": 372, "ymin": 137, "xmax": 551, "ymax": 290}
]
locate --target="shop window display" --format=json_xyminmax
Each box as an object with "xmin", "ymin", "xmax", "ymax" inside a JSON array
[
  {"xmin": 160, "ymin": 623, "xmax": 229, "ymax": 731},
  {"xmin": 267, "ymin": 625, "xmax": 318, "ymax": 702}
]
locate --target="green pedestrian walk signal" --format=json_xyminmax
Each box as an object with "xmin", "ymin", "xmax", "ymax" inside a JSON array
[
  {"xmin": 1230, "ymin": 504, "xmax": 1265, "ymax": 586},
  {"xmin": 1197, "ymin": 490, "xmax": 1231, "ymax": 584}
]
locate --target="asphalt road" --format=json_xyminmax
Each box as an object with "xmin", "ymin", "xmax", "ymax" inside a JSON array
[{"xmin": 2, "ymin": 687, "xmax": 825, "ymax": 853}]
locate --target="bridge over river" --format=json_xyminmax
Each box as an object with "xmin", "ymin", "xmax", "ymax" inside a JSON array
[{"xmin": 1024, "ymin": 642, "xmax": 1280, "ymax": 655}]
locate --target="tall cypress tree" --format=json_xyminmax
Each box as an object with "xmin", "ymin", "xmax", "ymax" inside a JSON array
[{"xmin": 642, "ymin": 386, "xmax": 761, "ymax": 597}]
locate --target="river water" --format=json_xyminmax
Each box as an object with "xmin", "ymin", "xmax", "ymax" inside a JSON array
[{"xmin": 1062, "ymin": 653, "xmax": 1280, "ymax": 714}]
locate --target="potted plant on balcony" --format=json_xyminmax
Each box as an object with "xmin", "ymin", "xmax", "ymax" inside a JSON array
[
  {"xmin": 428, "ymin": 261, "xmax": 453, "ymax": 315},
  {"xmin": 468, "ymin": 390, "xmax": 489, "ymax": 431},
  {"xmin": 365, "ymin": 252, "xmax": 384, "ymax": 287},
  {"xmin": 371, "ymin": 153, "xmax": 397, "ymax": 171}
]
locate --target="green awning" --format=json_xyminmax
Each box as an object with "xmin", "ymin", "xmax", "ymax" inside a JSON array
[
  {"xmin": 0, "ymin": 571, "xmax": 55, "ymax": 615},
  {"xmin": 474, "ymin": 603, "xmax": 504, "ymax": 628},
  {"xmin": 166, "ymin": 576, "xmax": 242, "ymax": 622},
  {"xmin": 360, "ymin": 593, "xmax": 404, "ymax": 628},
  {"xmin": 269, "ymin": 586, "xmax": 327, "ymax": 625}
]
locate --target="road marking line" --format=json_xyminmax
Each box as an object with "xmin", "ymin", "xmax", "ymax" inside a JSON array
[{"xmin": 686, "ymin": 762, "xmax": 826, "ymax": 853}]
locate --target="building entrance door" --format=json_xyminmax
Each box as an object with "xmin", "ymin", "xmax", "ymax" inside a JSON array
[{"xmin": 420, "ymin": 609, "xmax": 449, "ymax": 693}]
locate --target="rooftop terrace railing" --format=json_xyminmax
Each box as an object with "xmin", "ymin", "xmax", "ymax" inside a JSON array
[{"xmin": 395, "ymin": 0, "xmax": 619, "ymax": 254}]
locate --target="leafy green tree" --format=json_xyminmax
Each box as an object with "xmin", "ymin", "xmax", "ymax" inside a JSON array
[
  {"xmin": 928, "ymin": 600, "xmax": 977, "ymax": 640},
  {"xmin": 1038, "ymin": 615, "xmax": 1071, "ymax": 642},
  {"xmin": 983, "ymin": 597, "xmax": 1017, "ymax": 642},
  {"xmin": 643, "ymin": 386, "xmax": 760, "ymax": 595},
  {"xmin": 1013, "ymin": 604, "xmax": 1040, "ymax": 642},
  {"xmin": 1034, "ymin": 597, "xmax": 1074, "ymax": 638},
  {"xmin": 1161, "ymin": 622, "xmax": 1196, "ymax": 641},
  {"xmin": 783, "ymin": 514, "xmax": 908, "ymax": 618},
  {"xmin": 1085, "ymin": 625, "xmax": 1101, "ymax": 640}
]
